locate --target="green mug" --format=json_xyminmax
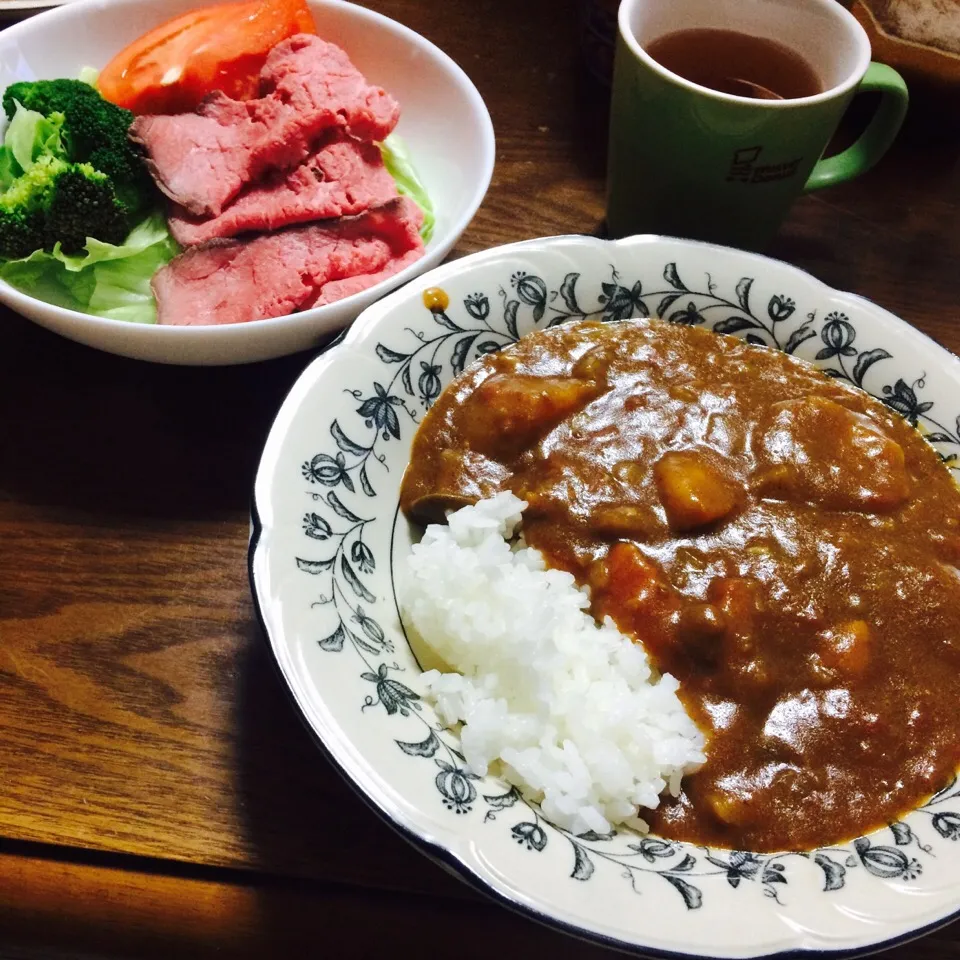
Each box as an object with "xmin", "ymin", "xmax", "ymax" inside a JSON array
[{"xmin": 606, "ymin": 0, "xmax": 909, "ymax": 249}]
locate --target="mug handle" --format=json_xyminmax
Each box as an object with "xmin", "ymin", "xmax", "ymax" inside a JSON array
[{"xmin": 803, "ymin": 62, "xmax": 908, "ymax": 193}]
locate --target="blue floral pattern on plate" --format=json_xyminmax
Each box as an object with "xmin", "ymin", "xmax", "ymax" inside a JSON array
[{"xmin": 252, "ymin": 236, "xmax": 960, "ymax": 958}]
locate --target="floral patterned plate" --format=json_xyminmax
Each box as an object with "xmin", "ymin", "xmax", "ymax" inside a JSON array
[{"xmin": 249, "ymin": 234, "xmax": 960, "ymax": 959}]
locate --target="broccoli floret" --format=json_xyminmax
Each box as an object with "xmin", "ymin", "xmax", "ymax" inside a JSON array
[
  {"xmin": 2, "ymin": 79, "xmax": 153, "ymax": 215},
  {"xmin": 0, "ymin": 158, "xmax": 58, "ymax": 256},
  {"xmin": 0, "ymin": 207, "xmax": 44, "ymax": 259},
  {"xmin": 46, "ymin": 164, "xmax": 129, "ymax": 252},
  {"xmin": 0, "ymin": 155, "xmax": 128, "ymax": 258}
]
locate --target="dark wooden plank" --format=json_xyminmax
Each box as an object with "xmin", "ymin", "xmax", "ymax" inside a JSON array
[{"xmin": 0, "ymin": 850, "xmax": 621, "ymax": 959}]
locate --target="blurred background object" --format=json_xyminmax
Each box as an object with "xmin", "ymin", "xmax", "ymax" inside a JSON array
[
  {"xmin": 853, "ymin": 1, "xmax": 960, "ymax": 86},
  {"xmin": 853, "ymin": 0, "xmax": 960, "ymax": 140}
]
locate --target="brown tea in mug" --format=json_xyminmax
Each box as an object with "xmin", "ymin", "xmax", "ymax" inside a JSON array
[{"xmin": 644, "ymin": 28, "xmax": 823, "ymax": 99}]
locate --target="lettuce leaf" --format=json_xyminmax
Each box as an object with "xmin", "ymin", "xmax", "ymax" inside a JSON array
[
  {"xmin": 0, "ymin": 101, "xmax": 66, "ymax": 188},
  {"xmin": 0, "ymin": 146, "xmax": 17, "ymax": 192},
  {"xmin": 7, "ymin": 102, "xmax": 65, "ymax": 172},
  {"xmin": 380, "ymin": 133, "xmax": 434, "ymax": 244},
  {"xmin": 78, "ymin": 66, "xmax": 100, "ymax": 87},
  {"xmin": 0, "ymin": 211, "xmax": 179, "ymax": 323}
]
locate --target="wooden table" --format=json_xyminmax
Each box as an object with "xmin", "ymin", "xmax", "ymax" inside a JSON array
[{"xmin": 2, "ymin": 1, "xmax": 960, "ymax": 956}]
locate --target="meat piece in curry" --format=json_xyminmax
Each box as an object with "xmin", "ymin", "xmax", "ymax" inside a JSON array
[{"xmin": 399, "ymin": 318, "xmax": 960, "ymax": 852}]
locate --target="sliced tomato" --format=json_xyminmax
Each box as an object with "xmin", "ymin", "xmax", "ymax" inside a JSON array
[{"xmin": 98, "ymin": 0, "xmax": 316, "ymax": 115}]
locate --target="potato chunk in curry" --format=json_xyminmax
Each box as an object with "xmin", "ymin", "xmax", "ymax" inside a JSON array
[
  {"xmin": 754, "ymin": 396, "xmax": 910, "ymax": 512},
  {"xmin": 654, "ymin": 449, "xmax": 742, "ymax": 532},
  {"xmin": 455, "ymin": 372, "xmax": 599, "ymax": 456},
  {"xmin": 400, "ymin": 318, "xmax": 960, "ymax": 852}
]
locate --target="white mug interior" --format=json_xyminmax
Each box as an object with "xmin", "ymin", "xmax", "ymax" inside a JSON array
[{"xmin": 619, "ymin": 0, "xmax": 871, "ymax": 103}]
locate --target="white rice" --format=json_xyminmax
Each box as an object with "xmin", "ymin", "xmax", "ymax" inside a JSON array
[{"xmin": 401, "ymin": 492, "xmax": 706, "ymax": 836}]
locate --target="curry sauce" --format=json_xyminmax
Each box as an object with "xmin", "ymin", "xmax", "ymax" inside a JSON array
[{"xmin": 399, "ymin": 319, "xmax": 960, "ymax": 852}]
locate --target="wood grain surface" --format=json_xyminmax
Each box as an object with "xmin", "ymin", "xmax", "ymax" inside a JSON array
[{"xmin": 2, "ymin": 0, "xmax": 960, "ymax": 956}]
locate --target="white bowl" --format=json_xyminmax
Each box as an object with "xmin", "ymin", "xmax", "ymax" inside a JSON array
[
  {"xmin": 0, "ymin": 0, "xmax": 494, "ymax": 364},
  {"xmin": 251, "ymin": 233, "xmax": 960, "ymax": 959}
]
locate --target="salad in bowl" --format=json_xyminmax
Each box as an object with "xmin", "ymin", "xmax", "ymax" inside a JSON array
[{"xmin": 0, "ymin": 0, "xmax": 494, "ymax": 363}]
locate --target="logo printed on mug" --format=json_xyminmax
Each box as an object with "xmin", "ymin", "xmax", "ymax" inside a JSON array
[{"xmin": 726, "ymin": 147, "xmax": 803, "ymax": 185}]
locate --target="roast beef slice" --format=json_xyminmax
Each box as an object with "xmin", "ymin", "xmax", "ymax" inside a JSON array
[
  {"xmin": 152, "ymin": 197, "xmax": 424, "ymax": 326},
  {"xmin": 167, "ymin": 133, "xmax": 398, "ymax": 246},
  {"xmin": 131, "ymin": 34, "xmax": 400, "ymax": 218}
]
